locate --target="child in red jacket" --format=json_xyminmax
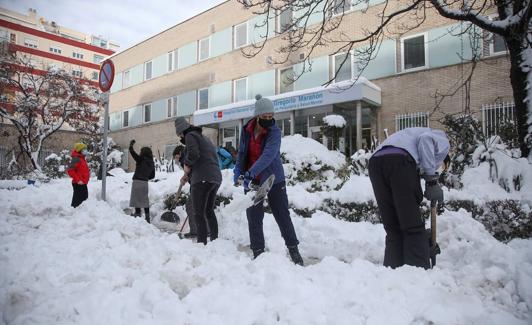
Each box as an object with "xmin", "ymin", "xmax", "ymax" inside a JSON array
[{"xmin": 67, "ymin": 142, "xmax": 90, "ymax": 207}]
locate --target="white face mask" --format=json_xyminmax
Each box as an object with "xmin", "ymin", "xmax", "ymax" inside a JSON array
[{"xmin": 81, "ymin": 149, "xmax": 88, "ymax": 156}]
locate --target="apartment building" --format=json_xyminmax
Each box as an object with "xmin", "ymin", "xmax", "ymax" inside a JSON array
[
  {"xmin": 106, "ymin": 0, "xmax": 512, "ymax": 171},
  {"xmin": 0, "ymin": 7, "xmax": 119, "ymax": 169}
]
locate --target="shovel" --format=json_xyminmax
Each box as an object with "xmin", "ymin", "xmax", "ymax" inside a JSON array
[
  {"xmin": 429, "ymin": 200, "xmax": 441, "ymax": 268},
  {"xmin": 160, "ymin": 183, "xmax": 182, "ymax": 224}
]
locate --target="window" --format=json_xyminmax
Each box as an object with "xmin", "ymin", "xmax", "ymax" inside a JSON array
[
  {"xmin": 72, "ymin": 52, "xmax": 84, "ymax": 60},
  {"xmin": 72, "ymin": 69, "xmax": 82, "ymax": 78},
  {"xmin": 333, "ymin": 52, "xmax": 353, "ymax": 82},
  {"xmin": 395, "ymin": 112, "xmax": 429, "ymax": 131},
  {"xmin": 198, "ymin": 88, "xmax": 209, "ymax": 109},
  {"xmin": 234, "ymin": 22, "xmax": 248, "ymax": 49},
  {"xmin": 167, "ymin": 51, "xmax": 174, "ymax": 72},
  {"xmin": 144, "ymin": 104, "xmax": 152, "ymax": 123},
  {"xmin": 199, "ymin": 37, "xmax": 210, "ymax": 61},
  {"xmin": 49, "ymin": 46, "xmax": 62, "ymax": 54},
  {"xmin": 167, "ymin": 96, "xmax": 177, "ymax": 118},
  {"xmin": 9, "ymin": 33, "xmax": 16, "ymax": 43},
  {"xmin": 279, "ymin": 7, "xmax": 293, "ymax": 33},
  {"xmin": 492, "ymin": 34, "xmax": 507, "ymax": 54},
  {"xmin": 173, "ymin": 49, "xmax": 179, "ymax": 70},
  {"xmin": 123, "ymin": 70, "xmax": 130, "ymax": 88},
  {"xmin": 144, "ymin": 61, "xmax": 152, "ymax": 80},
  {"xmin": 332, "ymin": 0, "xmax": 351, "ymax": 15},
  {"xmin": 481, "ymin": 102, "xmax": 515, "ymax": 138},
  {"xmin": 234, "ymin": 78, "xmax": 248, "ymax": 102},
  {"xmin": 401, "ymin": 33, "xmax": 427, "ymax": 71},
  {"xmin": 24, "ymin": 38, "xmax": 38, "ymax": 48},
  {"xmin": 280, "ymin": 67, "xmax": 294, "ymax": 93},
  {"xmin": 91, "ymin": 72, "xmax": 98, "ymax": 80},
  {"xmin": 0, "ymin": 29, "xmax": 7, "ymax": 41},
  {"xmin": 122, "ymin": 111, "xmax": 129, "ymax": 127},
  {"xmin": 93, "ymin": 55, "xmax": 104, "ymax": 64}
]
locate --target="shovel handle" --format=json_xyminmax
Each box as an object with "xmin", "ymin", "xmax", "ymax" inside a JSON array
[{"xmin": 430, "ymin": 205, "xmax": 437, "ymax": 243}]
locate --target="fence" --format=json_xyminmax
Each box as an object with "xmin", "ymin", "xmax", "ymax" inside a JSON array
[
  {"xmin": 481, "ymin": 102, "xmax": 516, "ymax": 138},
  {"xmin": 395, "ymin": 112, "xmax": 429, "ymax": 131}
]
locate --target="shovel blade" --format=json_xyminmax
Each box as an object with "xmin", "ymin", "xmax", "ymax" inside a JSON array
[{"xmin": 252, "ymin": 174, "xmax": 275, "ymax": 206}]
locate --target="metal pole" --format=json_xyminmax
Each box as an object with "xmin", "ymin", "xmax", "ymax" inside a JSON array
[
  {"xmin": 101, "ymin": 92, "xmax": 109, "ymax": 201},
  {"xmin": 356, "ymin": 101, "xmax": 362, "ymax": 150}
]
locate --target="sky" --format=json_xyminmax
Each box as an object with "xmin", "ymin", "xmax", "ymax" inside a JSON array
[{"xmin": 1, "ymin": 0, "xmax": 226, "ymax": 50}]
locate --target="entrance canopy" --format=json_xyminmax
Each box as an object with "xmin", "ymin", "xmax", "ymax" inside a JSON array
[{"xmin": 192, "ymin": 77, "xmax": 381, "ymax": 126}]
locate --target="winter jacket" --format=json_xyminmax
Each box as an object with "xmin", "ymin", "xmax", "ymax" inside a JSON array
[
  {"xmin": 183, "ymin": 127, "xmax": 222, "ymax": 185},
  {"xmin": 130, "ymin": 146, "xmax": 155, "ymax": 181},
  {"xmin": 67, "ymin": 150, "xmax": 90, "ymax": 184},
  {"xmin": 373, "ymin": 127, "xmax": 450, "ymax": 176},
  {"xmin": 218, "ymin": 147, "xmax": 235, "ymax": 170},
  {"xmin": 235, "ymin": 118, "xmax": 285, "ymax": 185}
]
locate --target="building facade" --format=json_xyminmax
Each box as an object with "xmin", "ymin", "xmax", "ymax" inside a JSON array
[
  {"xmin": 0, "ymin": 7, "xmax": 119, "ymax": 170},
  {"xmin": 106, "ymin": 0, "xmax": 513, "ymax": 171}
]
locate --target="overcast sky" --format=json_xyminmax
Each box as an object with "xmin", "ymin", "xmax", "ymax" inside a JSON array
[{"xmin": 2, "ymin": 0, "xmax": 226, "ymax": 50}]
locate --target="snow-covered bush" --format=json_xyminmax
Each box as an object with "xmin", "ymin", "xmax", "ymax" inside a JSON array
[
  {"xmin": 350, "ymin": 149, "xmax": 372, "ymax": 176},
  {"xmin": 42, "ymin": 150, "xmax": 71, "ymax": 179},
  {"xmin": 445, "ymin": 199, "xmax": 532, "ymax": 242},
  {"xmin": 281, "ymin": 135, "xmax": 349, "ymax": 192},
  {"xmin": 471, "ymin": 136, "xmax": 528, "ymax": 192},
  {"xmin": 84, "ymin": 136, "xmax": 123, "ymax": 177},
  {"xmin": 441, "ymin": 114, "xmax": 484, "ymax": 188},
  {"xmin": 154, "ymin": 156, "xmax": 176, "ymax": 173},
  {"xmin": 162, "ymin": 191, "xmax": 230, "ymax": 211}
]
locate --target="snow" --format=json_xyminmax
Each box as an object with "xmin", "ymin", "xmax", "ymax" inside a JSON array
[
  {"xmin": 1, "ymin": 135, "xmax": 532, "ymax": 325},
  {"xmin": 322, "ymin": 114, "xmax": 346, "ymax": 128},
  {"xmin": 281, "ymin": 134, "xmax": 346, "ymax": 170}
]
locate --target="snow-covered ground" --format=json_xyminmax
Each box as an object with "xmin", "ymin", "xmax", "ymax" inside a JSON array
[{"xmin": 1, "ymin": 136, "xmax": 532, "ymax": 325}]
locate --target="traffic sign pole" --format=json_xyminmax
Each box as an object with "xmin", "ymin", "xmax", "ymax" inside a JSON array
[
  {"xmin": 101, "ymin": 92, "xmax": 109, "ymax": 201},
  {"xmin": 98, "ymin": 59, "xmax": 115, "ymax": 202}
]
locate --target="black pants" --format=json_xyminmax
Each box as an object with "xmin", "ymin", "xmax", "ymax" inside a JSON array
[
  {"xmin": 71, "ymin": 183, "xmax": 88, "ymax": 208},
  {"xmin": 191, "ymin": 181, "xmax": 219, "ymax": 244},
  {"xmin": 246, "ymin": 181, "xmax": 299, "ymax": 251},
  {"xmin": 368, "ymin": 155, "xmax": 429, "ymax": 269}
]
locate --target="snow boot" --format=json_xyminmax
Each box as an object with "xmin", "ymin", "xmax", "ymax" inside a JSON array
[
  {"xmin": 288, "ymin": 246, "xmax": 304, "ymax": 266},
  {"xmin": 253, "ymin": 248, "xmax": 265, "ymax": 259},
  {"xmin": 183, "ymin": 232, "xmax": 197, "ymax": 239},
  {"xmin": 145, "ymin": 213, "xmax": 151, "ymax": 224}
]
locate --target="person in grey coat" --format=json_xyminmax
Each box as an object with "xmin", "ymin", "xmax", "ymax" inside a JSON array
[
  {"xmin": 129, "ymin": 140, "xmax": 155, "ymax": 223},
  {"xmin": 368, "ymin": 127, "xmax": 450, "ymax": 269},
  {"xmin": 175, "ymin": 117, "xmax": 222, "ymax": 245}
]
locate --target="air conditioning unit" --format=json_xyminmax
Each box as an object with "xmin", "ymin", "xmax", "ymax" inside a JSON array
[
  {"xmin": 209, "ymin": 24, "xmax": 216, "ymax": 33},
  {"xmin": 266, "ymin": 56, "xmax": 273, "ymax": 65},
  {"xmin": 209, "ymin": 72, "xmax": 216, "ymax": 83},
  {"xmin": 299, "ymin": 53, "xmax": 305, "ymax": 61}
]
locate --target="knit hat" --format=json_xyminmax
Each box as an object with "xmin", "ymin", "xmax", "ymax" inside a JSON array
[
  {"xmin": 174, "ymin": 117, "xmax": 190, "ymax": 135},
  {"xmin": 74, "ymin": 143, "xmax": 86, "ymax": 153},
  {"xmin": 254, "ymin": 94, "xmax": 274, "ymax": 116}
]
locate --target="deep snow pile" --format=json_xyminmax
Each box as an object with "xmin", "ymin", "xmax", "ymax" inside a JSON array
[{"xmin": 1, "ymin": 135, "xmax": 532, "ymax": 325}]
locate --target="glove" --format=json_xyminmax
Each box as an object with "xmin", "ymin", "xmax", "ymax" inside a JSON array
[
  {"xmin": 233, "ymin": 166, "xmax": 241, "ymax": 185},
  {"xmin": 129, "ymin": 139, "xmax": 136, "ymax": 147},
  {"xmin": 243, "ymin": 171, "xmax": 253, "ymax": 193},
  {"xmin": 423, "ymin": 175, "xmax": 443, "ymax": 205}
]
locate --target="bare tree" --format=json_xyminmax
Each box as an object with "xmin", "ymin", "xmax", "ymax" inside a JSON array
[
  {"xmin": 0, "ymin": 52, "xmax": 100, "ymax": 172},
  {"xmin": 238, "ymin": 0, "xmax": 532, "ymax": 157}
]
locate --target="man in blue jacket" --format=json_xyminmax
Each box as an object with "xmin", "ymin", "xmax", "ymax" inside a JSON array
[
  {"xmin": 368, "ymin": 127, "xmax": 450, "ymax": 269},
  {"xmin": 234, "ymin": 94, "xmax": 303, "ymax": 265}
]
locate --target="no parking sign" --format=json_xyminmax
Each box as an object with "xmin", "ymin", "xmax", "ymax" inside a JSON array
[{"xmin": 98, "ymin": 59, "xmax": 115, "ymax": 92}]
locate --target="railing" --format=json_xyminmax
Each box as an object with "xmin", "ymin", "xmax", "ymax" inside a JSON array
[
  {"xmin": 395, "ymin": 111, "xmax": 429, "ymax": 131},
  {"xmin": 481, "ymin": 102, "xmax": 515, "ymax": 138}
]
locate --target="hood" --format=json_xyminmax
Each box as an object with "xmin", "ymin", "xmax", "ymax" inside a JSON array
[{"xmin": 431, "ymin": 129, "xmax": 450, "ymax": 165}]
